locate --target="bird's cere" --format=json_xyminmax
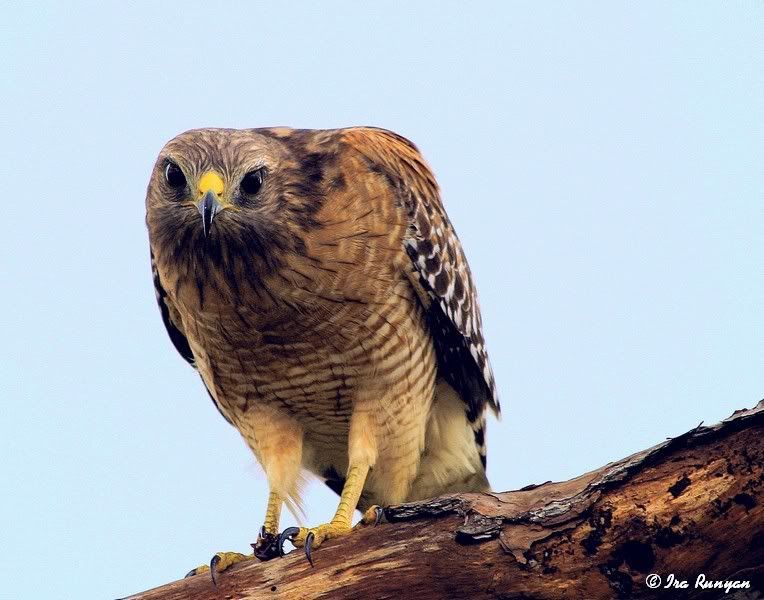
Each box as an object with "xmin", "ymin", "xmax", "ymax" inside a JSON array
[{"xmin": 197, "ymin": 171, "xmax": 225, "ymax": 198}]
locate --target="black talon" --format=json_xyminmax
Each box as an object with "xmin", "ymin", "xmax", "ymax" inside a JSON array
[
  {"xmin": 278, "ymin": 526, "xmax": 301, "ymax": 557},
  {"xmin": 373, "ymin": 506, "xmax": 384, "ymax": 526},
  {"xmin": 209, "ymin": 554, "xmax": 221, "ymax": 586},
  {"xmin": 304, "ymin": 532, "xmax": 315, "ymax": 567},
  {"xmin": 184, "ymin": 568, "xmax": 198, "ymax": 578}
]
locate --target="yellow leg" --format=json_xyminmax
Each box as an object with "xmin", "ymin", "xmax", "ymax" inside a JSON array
[
  {"xmin": 263, "ymin": 490, "xmax": 283, "ymax": 534},
  {"xmin": 290, "ymin": 463, "xmax": 373, "ymax": 563},
  {"xmin": 187, "ymin": 406, "xmax": 303, "ymax": 582},
  {"xmin": 253, "ymin": 490, "xmax": 285, "ymax": 560},
  {"xmin": 286, "ymin": 406, "xmax": 381, "ymax": 562}
]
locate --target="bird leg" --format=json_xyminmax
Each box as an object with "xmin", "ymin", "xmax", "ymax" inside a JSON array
[
  {"xmin": 287, "ymin": 463, "xmax": 371, "ymax": 565},
  {"xmin": 252, "ymin": 490, "xmax": 285, "ymax": 560},
  {"xmin": 285, "ymin": 408, "xmax": 380, "ymax": 564},
  {"xmin": 184, "ymin": 401, "xmax": 305, "ymax": 583}
]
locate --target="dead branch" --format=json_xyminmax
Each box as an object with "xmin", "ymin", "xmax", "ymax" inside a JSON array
[{"xmin": 122, "ymin": 401, "xmax": 764, "ymax": 600}]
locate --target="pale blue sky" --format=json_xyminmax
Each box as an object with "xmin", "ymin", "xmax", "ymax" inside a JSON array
[{"xmin": 1, "ymin": 2, "xmax": 762, "ymax": 599}]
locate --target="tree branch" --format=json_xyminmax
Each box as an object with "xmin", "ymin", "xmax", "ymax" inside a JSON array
[{"xmin": 123, "ymin": 401, "xmax": 764, "ymax": 599}]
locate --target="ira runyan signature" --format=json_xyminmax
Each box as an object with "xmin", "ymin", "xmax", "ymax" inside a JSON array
[{"xmin": 649, "ymin": 573, "xmax": 751, "ymax": 594}]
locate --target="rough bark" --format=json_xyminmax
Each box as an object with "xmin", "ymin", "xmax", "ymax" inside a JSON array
[{"xmin": 123, "ymin": 401, "xmax": 764, "ymax": 600}]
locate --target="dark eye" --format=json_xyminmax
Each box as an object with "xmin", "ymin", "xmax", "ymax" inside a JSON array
[
  {"xmin": 240, "ymin": 169, "xmax": 264, "ymax": 195},
  {"xmin": 164, "ymin": 161, "xmax": 186, "ymax": 189}
]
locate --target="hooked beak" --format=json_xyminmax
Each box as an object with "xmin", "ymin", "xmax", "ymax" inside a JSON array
[{"xmin": 198, "ymin": 190, "xmax": 221, "ymax": 238}]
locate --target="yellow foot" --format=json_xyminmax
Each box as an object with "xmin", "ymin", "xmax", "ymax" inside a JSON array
[
  {"xmin": 185, "ymin": 551, "xmax": 251, "ymax": 585},
  {"xmin": 285, "ymin": 506, "xmax": 384, "ymax": 566},
  {"xmin": 288, "ymin": 522, "xmax": 350, "ymax": 566}
]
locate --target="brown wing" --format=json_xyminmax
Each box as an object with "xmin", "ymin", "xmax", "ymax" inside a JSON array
[{"xmin": 342, "ymin": 127, "xmax": 500, "ymax": 423}]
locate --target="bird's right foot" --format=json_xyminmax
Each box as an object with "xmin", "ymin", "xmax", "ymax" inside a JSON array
[
  {"xmin": 185, "ymin": 525, "xmax": 296, "ymax": 584},
  {"xmin": 185, "ymin": 551, "xmax": 251, "ymax": 585}
]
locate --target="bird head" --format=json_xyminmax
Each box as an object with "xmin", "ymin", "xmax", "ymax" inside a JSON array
[{"xmin": 145, "ymin": 128, "xmax": 329, "ymax": 279}]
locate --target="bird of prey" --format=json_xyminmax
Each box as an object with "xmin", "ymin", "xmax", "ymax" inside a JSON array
[{"xmin": 145, "ymin": 127, "xmax": 500, "ymax": 579}]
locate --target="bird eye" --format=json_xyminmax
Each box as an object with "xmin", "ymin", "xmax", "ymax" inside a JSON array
[
  {"xmin": 240, "ymin": 169, "xmax": 264, "ymax": 195},
  {"xmin": 164, "ymin": 161, "xmax": 187, "ymax": 189}
]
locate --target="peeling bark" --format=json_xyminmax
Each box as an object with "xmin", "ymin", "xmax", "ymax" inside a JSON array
[{"xmin": 123, "ymin": 401, "xmax": 764, "ymax": 600}]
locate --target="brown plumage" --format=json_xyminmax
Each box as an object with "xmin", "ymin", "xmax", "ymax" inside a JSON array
[{"xmin": 145, "ymin": 126, "xmax": 500, "ymax": 567}]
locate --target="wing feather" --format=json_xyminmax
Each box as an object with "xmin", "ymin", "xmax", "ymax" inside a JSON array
[{"xmin": 342, "ymin": 128, "xmax": 500, "ymax": 423}]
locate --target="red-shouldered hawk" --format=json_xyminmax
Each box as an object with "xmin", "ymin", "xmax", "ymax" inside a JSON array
[{"xmin": 145, "ymin": 127, "xmax": 500, "ymax": 580}]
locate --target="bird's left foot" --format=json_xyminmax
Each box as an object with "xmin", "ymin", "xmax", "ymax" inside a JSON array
[
  {"xmin": 284, "ymin": 505, "xmax": 384, "ymax": 566},
  {"xmin": 287, "ymin": 523, "xmax": 349, "ymax": 567}
]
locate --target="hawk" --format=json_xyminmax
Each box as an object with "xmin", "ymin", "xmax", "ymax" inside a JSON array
[{"xmin": 145, "ymin": 127, "xmax": 500, "ymax": 579}]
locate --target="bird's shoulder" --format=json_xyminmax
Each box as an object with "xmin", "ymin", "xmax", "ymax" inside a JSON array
[{"xmin": 338, "ymin": 127, "xmax": 500, "ymax": 421}]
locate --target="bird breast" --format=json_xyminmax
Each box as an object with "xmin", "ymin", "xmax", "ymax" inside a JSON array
[{"xmin": 176, "ymin": 255, "xmax": 435, "ymax": 436}]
